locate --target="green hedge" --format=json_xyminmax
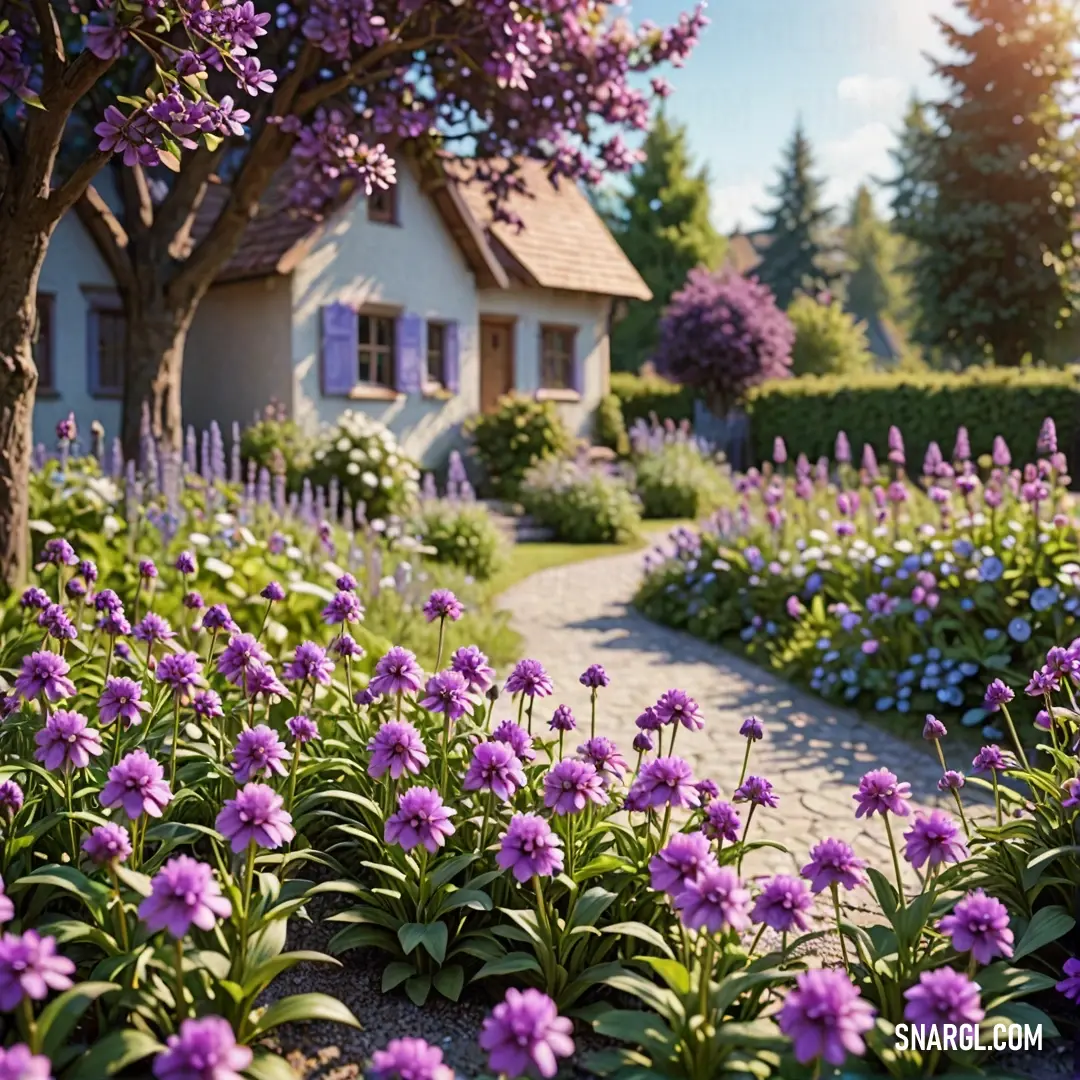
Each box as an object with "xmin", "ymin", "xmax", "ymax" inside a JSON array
[
  {"xmin": 610, "ymin": 371, "xmax": 696, "ymax": 427},
  {"xmin": 746, "ymin": 367, "xmax": 1080, "ymax": 467}
]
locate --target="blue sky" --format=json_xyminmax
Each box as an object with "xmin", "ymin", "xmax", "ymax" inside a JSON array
[{"xmin": 626, "ymin": 0, "xmax": 956, "ymax": 232}]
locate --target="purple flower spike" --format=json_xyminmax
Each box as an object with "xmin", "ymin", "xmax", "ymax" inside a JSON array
[
  {"xmin": 369, "ymin": 647, "xmax": 424, "ymax": 697},
  {"xmin": 139, "ymin": 856, "xmax": 231, "ymax": 939},
  {"xmin": 216, "ymin": 783, "xmax": 295, "ymax": 853},
  {"xmin": 579, "ymin": 664, "xmax": 609, "ymax": 690},
  {"xmin": 734, "ymin": 775, "xmax": 779, "ymax": 808},
  {"xmin": 458, "ymin": 735, "xmax": 525, "ymax": 800},
  {"xmin": 153, "ymin": 1016, "xmax": 252, "ymax": 1080},
  {"xmin": 497, "ymin": 813, "xmax": 563, "ymax": 882},
  {"xmin": 371, "ymin": 1038, "xmax": 454, "ymax": 1080},
  {"xmin": 368, "ymin": 722, "xmax": 429, "ymax": 780},
  {"xmin": 739, "ymin": 715, "xmax": 764, "ymax": 740},
  {"xmin": 385, "ymin": 788, "xmax": 455, "ymax": 853},
  {"xmin": 654, "ymin": 688, "xmax": 704, "ymax": 730},
  {"xmin": 752, "ymin": 874, "xmax": 814, "ymax": 933},
  {"xmin": 939, "ymin": 889, "xmax": 1013, "ymax": 964},
  {"xmin": 903, "ymin": 811, "xmax": 969, "ymax": 870},
  {"xmin": 779, "ymin": 969, "xmax": 875, "ymax": 1066},
  {"xmin": 649, "ymin": 832, "xmax": 715, "ymax": 896},
  {"xmin": 479, "ymin": 988, "xmax": 574, "ymax": 1080},
  {"xmin": 420, "ymin": 670, "xmax": 473, "ymax": 721},
  {"xmin": 505, "ymin": 659, "xmax": 553, "ymax": 699},
  {"xmin": 451, "ymin": 646, "xmax": 495, "ymax": 695},
  {"xmin": 82, "ymin": 823, "xmax": 132, "ymax": 867},
  {"xmin": 423, "ymin": 589, "xmax": 463, "ymax": 623},
  {"xmin": 15, "ymin": 652, "xmax": 75, "ymax": 702},
  {"xmin": 543, "ymin": 759, "xmax": 608, "ymax": 816},
  {"xmin": 0, "ymin": 1044, "xmax": 51, "ymax": 1080},
  {"xmin": 0, "ymin": 931, "xmax": 75, "ymax": 1010},
  {"xmin": 674, "ymin": 865, "xmax": 752, "ymax": 933},
  {"xmin": 801, "ymin": 838, "xmax": 868, "ymax": 894},
  {"xmin": 34, "ymin": 711, "xmax": 103, "ymax": 772},
  {"xmin": 99, "ymin": 677, "xmax": 151, "ymax": 728},
  {"xmin": 903, "ymin": 968, "xmax": 985, "ymax": 1032},
  {"xmin": 100, "ymin": 750, "xmax": 173, "ymax": 819},
  {"xmin": 853, "ymin": 769, "xmax": 911, "ymax": 818},
  {"xmin": 704, "ymin": 800, "xmax": 741, "ymax": 844},
  {"xmin": 231, "ymin": 725, "xmax": 288, "ymax": 784}
]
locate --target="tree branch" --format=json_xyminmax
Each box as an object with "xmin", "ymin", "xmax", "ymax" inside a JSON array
[
  {"xmin": 74, "ymin": 185, "xmax": 137, "ymax": 292},
  {"xmin": 41, "ymin": 149, "xmax": 110, "ymax": 220},
  {"xmin": 31, "ymin": 0, "xmax": 65, "ymax": 85},
  {"xmin": 154, "ymin": 144, "xmax": 219, "ymax": 250}
]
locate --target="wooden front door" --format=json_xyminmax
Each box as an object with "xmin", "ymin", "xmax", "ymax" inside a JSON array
[{"xmin": 480, "ymin": 318, "xmax": 514, "ymax": 413}]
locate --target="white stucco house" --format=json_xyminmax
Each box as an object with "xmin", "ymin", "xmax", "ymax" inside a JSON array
[{"xmin": 33, "ymin": 156, "xmax": 650, "ymax": 466}]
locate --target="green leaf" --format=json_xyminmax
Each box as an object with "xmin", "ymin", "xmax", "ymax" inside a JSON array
[
  {"xmin": 246, "ymin": 918, "xmax": 288, "ymax": 974},
  {"xmin": 473, "ymin": 952, "xmax": 544, "ymax": 981},
  {"xmin": 420, "ymin": 922, "xmax": 448, "ymax": 965},
  {"xmin": 405, "ymin": 974, "xmax": 431, "ymax": 1007},
  {"xmin": 638, "ymin": 956, "xmax": 690, "ymax": 995},
  {"xmin": 433, "ymin": 964, "xmax": 464, "ymax": 1001},
  {"xmin": 251, "ymin": 993, "xmax": 361, "ymax": 1037},
  {"xmin": 37, "ymin": 981, "xmax": 119, "ymax": 1057},
  {"xmin": 592, "ymin": 1008, "xmax": 678, "ymax": 1051},
  {"xmin": 866, "ymin": 868, "xmax": 898, "ymax": 919},
  {"xmin": 1026, "ymin": 845, "xmax": 1080, "ymax": 872},
  {"xmin": 1013, "ymin": 906, "xmax": 1075, "ymax": 960},
  {"xmin": 437, "ymin": 889, "xmax": 493, "ymax": 915},
  {"xmin": 982, "ymin": 1001, "xmax": 1059, "ymax": 1040},
  {"xmin": 243, "ymin": 1048, "xmax": 300, "ymax": 1080},
  {"xmin": 245, "ymin": 952, "xmax": 340, "ymax": 997},
  {"xmin": 63, "ymin": 1029, "xmax": 162, "ymax": 1080},
  {"xmin": 397, "ymin": 923, "xmax": 427, "ymax": 957},
  {"xmin": 428, "ymin": 852, "xmax": 479, "ymax": 889},
  {"xmin": 328, "ymin": 925, "xmax": 397, "ymax": 955},
  {"xmin": 569, "ymin": 886, "xmax": 618, "ymax": 931},
  {"xmin": 602, "ymin": 922, "xmax": 674, "ymax": 959},
  {"xmin": 382, "ymin": 961, "xmax": 415, "ymax": 992}
]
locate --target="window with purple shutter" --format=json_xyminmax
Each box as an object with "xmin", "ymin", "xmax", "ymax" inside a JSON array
[
  {"xmin": 321, "ymin": 303, "xmax": 359, "ymax": 396},
  {"xmin": 395, "ymin": 313, "xmax": 424, "ymax": 394},
  {"xmin": 443, "ymin": 322, "xmax": 460, "ymax": 393}
]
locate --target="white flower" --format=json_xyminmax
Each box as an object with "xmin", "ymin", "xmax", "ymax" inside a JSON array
[
  {"xmin": 381, "ymin": 475, "xmax": 393, "ymax": 489},
  {"xmin": 336, "ymin": 437, "xmax": 351, "ymax": 452},
  {"xmin": 346, "ymin": 462, "xmax": 360, "ymax": 475},
  {"xmin": 204, "ymin": 557, "xmax": 235, "ymax": 580},
  {"xmin": 349, "ymin": 448, "xmax": 366, "ymax": 463},
  {"xmin": 362, "ymin": 471, "xmax": 378, "ymax": 488}
]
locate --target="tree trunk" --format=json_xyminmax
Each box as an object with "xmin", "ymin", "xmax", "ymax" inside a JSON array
[
  {"xmin": 0, "ymin": 231, "xmax": 47, "ymax": 593},
  {"xmin": 120, "ymin": 300, "xmax": 199, "ymax": 461}
]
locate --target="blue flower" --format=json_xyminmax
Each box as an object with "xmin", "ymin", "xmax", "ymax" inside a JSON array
[
  {"xmin": 937, "ymin": 686, "xmax": 964, "ymax": 707},
  {"xmin": 960, "ymin": 597, "xmax": 975, "ymax": 611},
  {"xmin": 805, "ymin": 573, "xmax": 823, "ymax": 595},
  {"xmin": 1031, "ymin": 587, "xmax": 1059, "ymax": 612},
  {"xmin": 1007, "ymin": 617, "xmax": 1032, "ymax": 643},
  {"xmin": 816, "ymin": 638, "xmax": 831, "ymax": 650},
  {"xmin": 924, "ymin": 662, "xmax": 941, "ymax": 677},
  {"xmin": 897, "ymin": 686, "xmax": 912, "ymax": 700},
  {"xmin": 914, "ymin": 608, "xmax": 931, "ymax": 625},
  {"xmin": 740, "ymin": 626, "xmax": 755, "ymax": 642},
  {"xmin": 909, "ymin": 654, "xmax": 924, "ymax": 667},
  {"xmin": 940, "ymin": 658, "xmax": 955, "ymax": 671},
  {"xmin": 959, "ymin": 661, "xmax": 980, "ymax": 677},
  {"xmin": 840, "ymin": 612, "xmax": 861, "ymax": 632},
  {"xmin": 926, "ymin": 647, "xmax": 942, "ymax": 661},
  {"xmin": 896, "ymin": 670, "xmax": 916, "ymax": 687},
  {"xmin": 810, "ymin": 678, "xmax": 822, "ymax": 691},
  {"xmin": 921, "ymin": 675, "xmax": 941, "ymax": 691},
  {"xmin": 765, "ymin": 621, "xmax": 777, "ymax": 635},
  {"xmin": 946, "ymin": 670, "xmax": 965, "ymax": 686},
  {"xmin": 843, "ymin": 686, "xmax": 860, "ymax": 702},
  {"xmin": 824, "ymin": 650, "xmax": 840, "ymax": 663},
  {"xmin": 840, "ymin": 668, "xmax": 858, "ymax": 685},
  {"xmin": 812, "ymin": 666, "xmax": 825, "ymax": 679},
  {"xmin": 875, "ymin": 696, "xmax": 895, "ymax": 711},
  {"xmin": 979, "ymin": 557, "xmax": 1005, "ymax": 583},
  {"xmin": 984, "ymin": 628, "xmax": 1003, "ymax": 642},
  {"xmin": 952, "ymin": 539, "xmax": 974, "ymax": 559},
  {"xmin": 896, "ymin": 698, "xmax": 911, "ymax": 713},
  {"xmin": 1066, "ymin": 598, "xmax": 1080, "ymax": 614}
]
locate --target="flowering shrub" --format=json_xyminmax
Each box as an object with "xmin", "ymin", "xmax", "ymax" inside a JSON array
[
  {"xmin": 629, "ymin": 418, "xmax": 729, "ymax": 520},
  {"xmin": 308, "ymin": 411, "xmax": 421, "ymax": 521},
  {"xmin": 239, "ymin": 403, "xmax": 313, "ymax": 494},
  {"xmin": 520, "ymin": 458, "xmax": 641, "ymax": 544},
  {"xmin": 465, "ymin": 396, "xmax": 574, "ymax": 500},
  {"xmin": 787, "ymin": 294, "xmax": 874, "ymax": 377}
]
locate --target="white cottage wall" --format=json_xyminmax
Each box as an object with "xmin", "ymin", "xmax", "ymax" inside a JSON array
[{"xmin": 290, "ymin": 168, "xmax": 480, "ymax": 467}]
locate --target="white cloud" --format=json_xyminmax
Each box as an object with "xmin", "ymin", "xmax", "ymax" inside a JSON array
[
  {"xmin": 837, "ymin": 74, "xmax": 908, "ymax": 115},
  {"xmin": 819, "ymin": 122, "xmax": 897, "ymax": 210},
  {"xmin": 711, "ymin": 178, "xmax": 770, "ymax": 235}
]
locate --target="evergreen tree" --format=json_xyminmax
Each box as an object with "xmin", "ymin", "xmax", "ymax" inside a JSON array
[
  {"xmin": 895, "ymin": 0, "xmax": 1080, "ymax": 366},
  {"xmin": 846, "ymin": 184, "xmax": 903, "ymax": 325},
  {"xmin": 611, "ymin": 113, "xmax": 725, "ymax": 372},
  {"xmin": 754, "ymin": 121, "xmax": 836, "ymax": 309}
]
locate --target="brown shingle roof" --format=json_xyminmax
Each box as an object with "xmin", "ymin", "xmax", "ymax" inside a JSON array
[{"xmin": 450, "ymin": 158, "xmax": 651, "ymax": 301}]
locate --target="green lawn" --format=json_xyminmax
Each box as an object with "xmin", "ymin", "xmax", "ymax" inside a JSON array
[{"xmin": 488, "ymin": 519, "xmax": 691, "ymax": 596}]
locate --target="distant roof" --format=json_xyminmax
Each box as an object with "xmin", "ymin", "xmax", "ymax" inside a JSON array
[
  {"xmin": 723, "ymin": 231, "xmax": 770, "ymax": 276},
  {"xmin": 192, "ymin": 156, "xmax": 651, "ymax": 301}
]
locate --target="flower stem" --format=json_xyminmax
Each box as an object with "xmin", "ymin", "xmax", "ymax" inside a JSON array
[
  {"xmin": 109, "ymin": 866, "xmax": 130, "ymax": 952},
  {"xmin": 737, "ymin": 739, "xmax": 752, "ymax": 788},
  {"xmin": 236, "ymin": 843, "xmax": 257, "ymax": 980},
  {"xmin": 440, "ymin": 716, "xmax": 451, "ymax": 794},
  {"xmin": 174, "ymin": 938, "xmax": 187, "ymax": 1021},
  {"xmin": 526, "ymin": 697, "xmax": 534, "ymax": 736},
  {"xmin": 168, "ymin": 694, "xmax": 181, "ymax": 787},
  {"xmin": 21, "ymin": 997, "xmax": 38, "ymax": 1054},
  {"xmin": 882, "ymin": 813, "xmax": 905, "ymax": 907},
  {"xmin": 698, "ymin": 935, "xmax": 714, "ymax": 1023},
  {"xmin": 999, "ymin": 704, "xmax": 1029, "ymax": 769},
  {"xmin": 590, "ymin": 689, "xmax": 597, "ymax": 738},
  {"xmin": 748, "ymin": 923, "xmax": 766, "ymax": 957},
  {"xmin": 831, "ymin": 883, "xmax": 851, "ymax": 972},
  {"xmin": 736, "ymin": 804, "xmax": 756, "ymax": 874},
  {"xmin": 435, "ymin": 617, "xmax": 446, "ymax": 672},
  {"xmin": 63, "ymin": 768, "xmax": 76, "ymax": 863},
  {"xmin": 950, "ymin": 788, "xmax": 971, "ymax": 839},
  {"xmin": 286, "ymin": 742, "xmax": 301, "ymax": 815},
  {"xmin": 992, "ymin": 770, "xmax": 1002, "ymax": 828}
]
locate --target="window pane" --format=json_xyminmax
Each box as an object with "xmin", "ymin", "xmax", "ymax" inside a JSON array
[
  {"xmin": 98, "ymin": 310, "xmax": 126, "ymax": 393},
  {"xmin": 359, "ymin": 315, "xmax": 372, "ymax": 345},
  {"xmin": 33, "ymin": 295, "xmax": 53, "ymax": 391},
  {"xmin": 540, "ymin": 327, "xmax": 575, "ymax": 389},
  {"xmin": 375, "ymin": 317, "xmax": 392, "ymax": 348},
  {"xmin": 427, "ymin": 323, "xmax": 445, "ymax": 384}
]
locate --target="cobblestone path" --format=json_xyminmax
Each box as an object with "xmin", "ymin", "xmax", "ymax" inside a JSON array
[{"xmin": 500, "ymin": 548, "xmax": 976, "ymax": 889}]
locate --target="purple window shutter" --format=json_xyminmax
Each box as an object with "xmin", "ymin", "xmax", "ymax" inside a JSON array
[
  {"xmin": 395, "ymin": 313, "xmax": 423, "ymax": 393},
  {"xmin": 444, "ymin": 322, "xmax": 460, "ymax": 393},
  {"xmin": 321, "ymin": 303, "xmax": 358, "ymax": 396}
]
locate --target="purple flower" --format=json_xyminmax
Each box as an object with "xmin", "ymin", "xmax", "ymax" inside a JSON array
[
  {"xmin": 0, "ymin": 782, "xmax": 23, "ymax": 816},
  {"xmin": 93, "ymin": 589, "xmax": 122, "ymax": 614},
  {"xmin": 972, "ymin": 745, "xmax": 1014, "ymax": 773},
  {"xmin": 549, "ymin": 705, "xmax": 576, "ymax": 732},
  {"xmin": 579, "ymin": 664, "xmax": 609, "ymax": 689},
  {"xmin": 704, "ymin": 800, "xmax": 741, "ymax": 844},
  {"xmin": 82, "ymin": 823, "xmax": 132, "ymax": 867},
  {"xmin": 369, "ymin": 647, "xmax": 424, "ymax": 697},
  {"xmin": 15, "ymin": 652, "xmax": 75, "ymax": 702},
  {"xmin": 140, "ymin": 856, "xmax": 231, "ymax": 938},
  {"xmin": 354, "ymin": 688, "xmax": 377, "ymax": 707},
  {"xmin": 497, "ymin": 813, "xmax": 564, "ymax": 882},
  {"xmin": 174, "ymin": 551, "xmax": 197, "ymax": 575},
  {"xmin": 41, "ymin": 539, "xmax": 77, "ymax": 567},
  {"xmin": 138, "ymin": 559, "xmax": 158, "ymax": 580},
  {"xmin": 674, "ymin": 865, "xmax": 752, "ymax": 933},
  {"xmin": 100, "ymin": 750, "xmax": 173, "ymax": 819},
  {"xmin": 19, "ymin": 587, "xmax": 49, "ymax": 611},
  {"xmin": 654, "ymin": 688, "xmax": 704, "ymax": 730},
  {"xmin": 282, "ymin": 641, "xmax": 334, "ymax": 685},
  {"xmin": 244, "ymin": 662, "xmax": 287, "ymax": 701},
  {"xmin": 479, "ymin": 988, "xmax": 574, "ymax": 1080},
  {"xmin": 385, "ymin": 787, "xmax": 456, "ymax": 853},
  {"xmin": 938, "ymin": 770, "xmax": 965, "ymax": 792},
  {"xmin": 260, "ymin": 581, "xmax": 286, "ymax": 602},
  {"xmin": 903, "ymin": 811, "xmax": 969, "ymax": 870},
  {"xmin": 464, "ymin": 742, "xmax": 526, "ymax": 802},
  {"xmin": 628, "ymin": 757, "xmax": 700, "ymax": 810},
  {"xmin": 322, "ymin": 590, "xmax": 364, "ymax": 625},
  {"xmin": 939, "ymin": 889, "xmax": 1014, "ymax": 964},
  {"xmin": 983, "ymin": 679, "xmax": 1015, "ymax": 710},
  {"xmin": 65, "ymin": 579, "xmax": 86, "ymax": 601},
  {"xmin": 331, "ymin": 633, "xmax": 364, "ymax": 660},
  {"xmin": 37, "ymin": 604, "xmax": 76, "ymax": 642},
  {"xmin": 370, "ymin": 1038, "xmax": 454, "ymax": 1080},
  {"xmin": 217, "ymin": 634, "xmax": 270, "ymax": 687},
  {"xmin": 734, "ymin": 775, "xmax": 779, "ymax": 808},
  {"xmin": 450, "ymin": 645, "xmax": 495, "ymax": 694},
  {"xmin": 231, "ymin": 725, "xmax": 288, "ymax": 784},
  {"xmin": 801, "ymin": 838, "xmax": 868, "ymax": 894},
  {"xmin": 156, "ymin": 651, "xmax": 203, "ymax": 699},
  {"xmin": 1038, "ymin": 416, "xmax": 1058, "ymax": 455},
  {"xmin": 336, "ymin": 573, "xmax": 358, "ymax": 593},
  {"xmin": 0, "ymin": 931, "xmax": 74, "ymax": 1010},
  {"xmin": 922, "ymin": 715, "xmax": 947, "ymax": 741},
  {"xmin": 98, "ymin": 677, "xmax": 151, "ymax": 728},
  {"xmin": 1057, "ymin": 958, "xmax": 1080, "ymax": 1002},
  {"xmin": 368, "ymin": 722, "xmax": 429, "ymax": 780},
  {"xmin": 100, "ymin": 612, "xmax": 131, "ymax": 637},
  {"xmin": 420, "ymin": 670, "xmax": 474, "ymax": 721},
  {"xmin": 423, "ymin": 589, "xmax": 463, "ymax": 622},
  {"xmin": 0, "ymin": 879, "xmax": 12, "ymax": 925},
  {"xmin": 649, "ymin": 832, "xmax": 715, "ymax": 895},
  {"xmin": 34, "ymin": 711, "xmax": 103, "ymax": 772},
  {"xmin": 739, "ymin": 715, "xmax": 764, "ymax": 740},
  {"xmin": 153, "ymin": 1016, "xmax": 252, "ymax": 1080},
  {"xmin": 1063, "ymin": 778, "xmax": 1080, "ymax": 809},
  {"xmin": 695, "ymin": 778, "xmax": 719, "ymax": 802},
  {"xmin": 492, "ymin": 720, "xmax": 536, "ymax": 762},
  {"xmin": 853, "ymin": 769, "xmax": 911, "ymax": 818},
  {"xmin": 903, "ymin": 968, "xmax": 985, "ymax": 1032},
  {"xmin": 216, "ymin": 783, "xmax": 295, "ymax": 852},
  {"xmin": 191, "ymin": 690, "xmax": 224, "ymax": 721},
  {"xmin": 202, "ymin": 604, "xmax": 238, "ymax": 633},
  {"xmin": 577, "ymin": 736, "xmax": 628, "ymax": 785},
  {"xmin": 504, "ymin": 659, "xmax": 553, "ymax": 699},
  {"xmin": 632, "ymin": 731, "xmax": 654, "ymax": 754},
  {"xmin": 543, "ymin": 759, "xmax": 608, "ymax": 816},
  {"xmin": 0, "ymin": 1045, "xmax": 51, "ymax": 1080},
  {"xmin": 287, "ymin": 715, "xmax": 319, "ymax": 745},
  {"xmin": 752, "ymin": 874, "xmax": 814, "ymax": 932},
  {"xmin": 779, "ymin": 969, "xmax": 875, "ymax": 1066},
  {"xmin": 635, "ymin": 706, "xmax": 663, "ymax": 731}
]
